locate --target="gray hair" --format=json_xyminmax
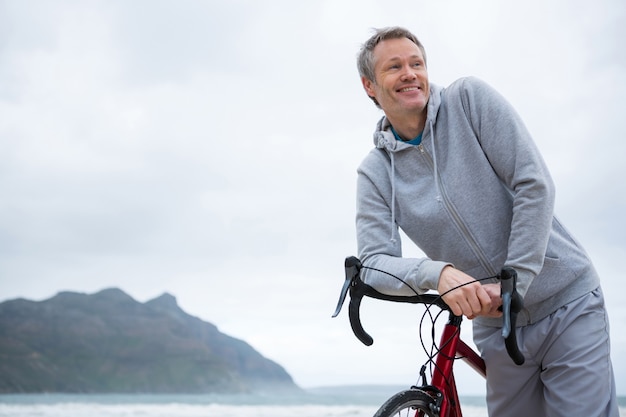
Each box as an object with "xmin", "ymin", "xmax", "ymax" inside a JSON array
[{"xmin": 357, "ymin": 26, "xmax": 427, "ymax": 82}]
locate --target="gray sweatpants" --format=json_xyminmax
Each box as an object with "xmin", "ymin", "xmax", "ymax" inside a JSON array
[{"xmin": 473, "ymin": 288, "xmax": 618, "ymax": 417}]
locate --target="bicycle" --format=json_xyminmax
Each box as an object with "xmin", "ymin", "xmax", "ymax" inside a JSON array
[{"xmin": 332, "ymin": 256, "xmax": 524, "ymax": 417}]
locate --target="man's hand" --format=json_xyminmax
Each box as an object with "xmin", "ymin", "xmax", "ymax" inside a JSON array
[{"xmin": 437, "ymin": 266, "xmax": 502, "ymax": 319}]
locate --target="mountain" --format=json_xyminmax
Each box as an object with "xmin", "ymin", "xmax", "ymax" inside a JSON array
[{"xmin": 0, "ymin": 288, "xmax": 299, "ymax": 393}]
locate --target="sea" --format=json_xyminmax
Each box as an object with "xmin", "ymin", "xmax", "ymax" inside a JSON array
[{"xmin": 1, "ymin": 387, "xmax": 625, "ymax": 417}]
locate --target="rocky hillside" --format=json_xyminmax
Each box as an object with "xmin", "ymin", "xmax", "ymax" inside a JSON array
[{"xmin": 0, "ymin": 288, "xmax": 299, "ymax": 393}]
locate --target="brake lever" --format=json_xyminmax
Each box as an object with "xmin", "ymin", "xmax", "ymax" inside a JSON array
[
  {"xmin": 500, "ymin": 267, "xmax": 525, "ymax": 365},
  {"xmin": 332, "ymin": 256, "xmax": 362, "ymax": 318},
  {"xmin": 333, "ymin": 256, "xmax": 438, "ymax": 347}
]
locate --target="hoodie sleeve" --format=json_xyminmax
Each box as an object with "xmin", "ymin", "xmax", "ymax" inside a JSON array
[
  {"xmin": 458, "ymin": 77, "xmax": 556, "ymax": 297},
  {"xmin": 356, "ymin": 148, "xmax": 451, "ymax": 295}
]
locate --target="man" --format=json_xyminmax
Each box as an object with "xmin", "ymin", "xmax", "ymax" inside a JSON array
[{"xmin": 354, "ymin": 26, "xmax": 618, "ymax": 416}]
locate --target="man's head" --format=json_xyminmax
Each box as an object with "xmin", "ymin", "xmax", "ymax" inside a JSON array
[
  {"xmin": 358, "ymin": 27, "xmax": 429, "ymax": 119},
  {"xmin": 358, "ymin": 26, "xmax": 427, "ymax": 82}
]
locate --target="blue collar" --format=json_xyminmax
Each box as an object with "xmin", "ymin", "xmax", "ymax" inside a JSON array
[{"xmin": 391, "ymin": 126, "xmax": 423, "ymax": 145}]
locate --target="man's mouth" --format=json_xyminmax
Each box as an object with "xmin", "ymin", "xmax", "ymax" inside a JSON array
[{"xmin": 398, "ymin": 86, "xmax": 419, "ymax": 93}]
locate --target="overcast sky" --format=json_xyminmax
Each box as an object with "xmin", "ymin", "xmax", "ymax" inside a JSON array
[{"xmin": 1, "ymin": 0, "xmax": 625, "ymax": 394}]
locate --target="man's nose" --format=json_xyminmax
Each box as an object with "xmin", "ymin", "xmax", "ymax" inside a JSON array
[{"xmin": 400, "ymin": 65, "xmax": 417, "ymax": 81}]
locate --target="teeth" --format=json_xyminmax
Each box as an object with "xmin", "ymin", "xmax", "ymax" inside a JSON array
[{"xmin": 400, "ymin": 87, "xmax": 418, "ymax": 92}]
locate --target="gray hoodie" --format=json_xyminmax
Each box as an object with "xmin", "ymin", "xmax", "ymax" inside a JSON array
[{"xmin": 356, "ymin": 76, "xmax": 600, "ymax": 327}]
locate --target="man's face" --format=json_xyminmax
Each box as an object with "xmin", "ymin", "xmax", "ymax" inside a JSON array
[{"xmin": 362, "ymin": 37, "xmax": 429, "ymax": 119}]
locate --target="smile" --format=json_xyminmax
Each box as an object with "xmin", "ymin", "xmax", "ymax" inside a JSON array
[{"xmin": 398, "ymin": 87, "xmax": 419, "ymax": 92}]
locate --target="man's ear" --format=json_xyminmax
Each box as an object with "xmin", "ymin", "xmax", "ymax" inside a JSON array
[{"xmin": 361, "ymin": 76, "xmax": 375, "ymax": 99}]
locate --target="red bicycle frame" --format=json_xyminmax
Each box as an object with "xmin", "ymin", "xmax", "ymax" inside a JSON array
[{"xmin": 429, "ymin": 315, "xmax": 486, "ymax": 417}]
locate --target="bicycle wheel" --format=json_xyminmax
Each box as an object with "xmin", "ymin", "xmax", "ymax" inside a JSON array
[{"xmin": 373, "ymin": 389, "xmax": 439, "ymax": 417}]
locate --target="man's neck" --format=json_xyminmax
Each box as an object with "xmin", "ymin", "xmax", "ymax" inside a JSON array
[{"xmin": 387, "ymin": 113, "xmax": 426, "ymax": 141}]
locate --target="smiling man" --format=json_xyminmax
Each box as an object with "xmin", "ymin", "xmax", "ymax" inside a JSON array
[
  {"xmin": 352, "ymin": 26, "xmax": 618, "ymax": 417},
  {"xmin": 361, "ymin": 36, "xmax": 430, "ymax": 142}
]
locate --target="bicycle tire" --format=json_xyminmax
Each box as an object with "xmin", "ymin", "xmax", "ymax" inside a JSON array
[{"xmin": 373, "ymin": 389, "xmax": 439, "ymax": 417}]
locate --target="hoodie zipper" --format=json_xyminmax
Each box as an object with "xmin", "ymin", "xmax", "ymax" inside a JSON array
[{"xmin": 415, "ymin": 144, "xmax": 497, "ymax": 276}]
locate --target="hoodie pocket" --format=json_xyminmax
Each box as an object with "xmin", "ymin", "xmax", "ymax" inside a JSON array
[{"xmin": 523, "ymin": 256, "xmax": 576, "ymax": 306}]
